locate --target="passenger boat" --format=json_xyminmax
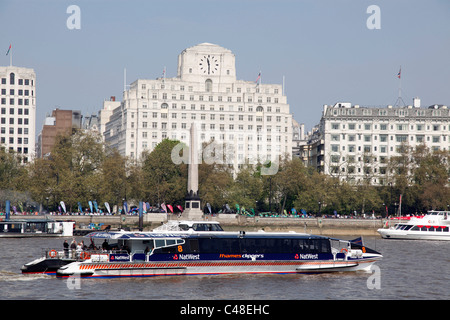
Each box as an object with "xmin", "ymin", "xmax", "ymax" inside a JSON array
[
  {"xmin": 21, "ymin": 220, "xmax": 222, "ymax": 275},
  {"xmin": 55, "ymin": 224, "xmax": 382, "ymax": 278},
  {"xmin": 0, "ymin": 219, "xmax": 74, "ymax": 238},
  {"xmin": 378, "ymin": 211, "xmax": 450, "ymax": 240},
  {"xmin": 21, "ymin": 249, "xmax": 77, "ymax": 275}
]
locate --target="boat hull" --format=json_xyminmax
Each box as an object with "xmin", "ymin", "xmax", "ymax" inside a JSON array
[
  {"xmin": 21, "ymin": 257, "xmax": 76, "ymax": 275},
  {"xmin": 377, "ymin": 228, "xmax": 450, "ymax": 241},
  {"xmin": 56, "ymin": 257, "xmax": 381, "ymax": 278}
]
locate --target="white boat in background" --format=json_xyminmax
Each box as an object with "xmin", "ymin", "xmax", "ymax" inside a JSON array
[
  {"xmin": 378, "ymin": 211, "xmax": 450, "ymax": 240},
  {"xmin": 0, "ymin": 219, "xmax": 74, "ymax": 238}
]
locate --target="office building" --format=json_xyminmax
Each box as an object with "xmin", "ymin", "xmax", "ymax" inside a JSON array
[
  {"xmin": 317, "ymin": 98, "xmax": 450, "ymax": 185},
  {"xmin": 36, "ymin": 108, "xmax": 82, "ymax": 158},
  {"xmin": 103, "ymin": 43, "xmax": 293, "ymax": 170},
  {"xmin": 0, "ymin": 65, "xmax": 36, "ymax": 162}
]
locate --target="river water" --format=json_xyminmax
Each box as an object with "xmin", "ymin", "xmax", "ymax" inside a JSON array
[{"xmin": 0, "ymin": 236, "xmax": 449, "ymax": 301}]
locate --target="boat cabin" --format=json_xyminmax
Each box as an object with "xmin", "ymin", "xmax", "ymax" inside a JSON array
[{"xmin": 0, "ymin": 219, "xmax": 74, "ymax": 236}]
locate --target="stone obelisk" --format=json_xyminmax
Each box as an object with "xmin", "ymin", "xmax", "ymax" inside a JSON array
[{"xmin": 181, "ymin": 123, "xmax": 203, "ymax": 220}]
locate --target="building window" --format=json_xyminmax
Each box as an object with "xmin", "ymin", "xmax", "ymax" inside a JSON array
[
  {"xmin": 205, "ymin": 79, "xmax": 212, "ymax": 92},
  {"xmin": 9, "ymin": 73, "xmax": 15, "ymax": 85}
]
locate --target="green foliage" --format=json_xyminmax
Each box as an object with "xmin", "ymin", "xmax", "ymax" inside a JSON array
[
  {"xmin": 141, "ymin": 139, "xmax": 187, "ymax": 206},
  {"xmin": 1, "ymin": 134, "xmax": 449, "ymax": 215}
]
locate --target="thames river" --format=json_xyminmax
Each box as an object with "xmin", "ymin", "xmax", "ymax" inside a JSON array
[{"xmin": 1, "ymin": 236, "xmax": 449, "ymax": 301}]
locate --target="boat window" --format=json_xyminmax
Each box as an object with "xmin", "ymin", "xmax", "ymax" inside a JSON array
[
  {"xmin": 179, "ymin": 224, "xmax": 189, "ymax": 231},
  {"xmin": 199, "ymin": 238, "xmax": 240, "ymax": 253},
  {"xmin": 152, "ymin": 238, "xmax": 185, "ymax": 253},
  {"xmin": 189, "ymin": 239, "xmax": 199, "ymax": 252},
  {"xmin": 210, "ymin": 224, "xmax": 224, "ymax": 231},
  {"xmin": 166, "ymin": 239, "xmax": 176, "ymax": 246},
  {"xmin": 192, "ymin": 223, "xmax": 223, "ymax": 231},
  {"xmin": 411, "ymin": 226, "xmax": 420, "ymax": 231},
  {"xmin": 193, "ymin": 224, "xmax": 207, "ymax": 231},
  {"xmin": 199, "ymin": 237, "xmax": 332, "ymax": 254},
  {"xmin": 155, "ymin": 239, "xmax": 165, "ymax": 248},
  {"xmin": 443, "ymin": 227, "xmax": 449, "ymax": 232}
]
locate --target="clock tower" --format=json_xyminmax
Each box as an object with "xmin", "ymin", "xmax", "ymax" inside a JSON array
[{"xmin": 177, "ymin": 43, "xmax": 236, "ymax": 84}]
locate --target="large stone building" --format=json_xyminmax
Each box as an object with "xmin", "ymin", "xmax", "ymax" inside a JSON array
[
  {"xmin": 102, "ymin": 43, "xmax": 293, "ymax": 170},
  {"xmin": 309, "ymin": 98, "xmax": 450, "ymax": 185},
  {"xmin": 0, "ymin": 65, "xmax": 36, "ymax": 162}
]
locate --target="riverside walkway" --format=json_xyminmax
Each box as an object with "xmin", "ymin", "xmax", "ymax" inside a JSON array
[{"xmin": 5, "ymin": 213, "xmax": 385, "ymax": 236}]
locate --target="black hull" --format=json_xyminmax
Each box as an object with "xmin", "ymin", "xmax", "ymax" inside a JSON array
[{"xmin": 21, "ymin": 258, "xmax": 75, "ymax": 275}]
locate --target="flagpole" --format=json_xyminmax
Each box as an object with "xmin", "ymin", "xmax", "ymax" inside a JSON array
[
  {"xmin": 398, "ymin": 66, "xmax": 401, "ymax": 103},
  {"xmin": 395, "ymin": 66, "xmax": 405, "ymax": 106},
  {"xmin": 7, "ymin": 44, "xmax": 12, "ymax": 66},
  {"xmin": 123, "ymin": 68, "xmax": 126, "ymax": 92}
]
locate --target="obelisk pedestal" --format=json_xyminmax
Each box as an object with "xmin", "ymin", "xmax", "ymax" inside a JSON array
[{"xmin": 181, "ymin": 123, "xmax": 204, "ymax": 220}]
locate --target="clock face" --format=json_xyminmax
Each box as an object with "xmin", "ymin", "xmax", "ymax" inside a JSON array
[{"xmin": 199, "ymin": 55, "xmax": 219, "ymax": 74}]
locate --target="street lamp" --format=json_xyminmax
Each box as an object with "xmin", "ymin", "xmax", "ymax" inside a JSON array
[
  {"xmin": 46, "ymin": 197, "xmax": 49, "ymax": 213},
  {"xmin": 318, "ymin": 201, "xmax": 321, "ymax": 216}
]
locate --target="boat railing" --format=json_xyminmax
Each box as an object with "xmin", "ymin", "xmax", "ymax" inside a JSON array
[
  {"xmin": 43, "ymin": 248, "xmax": 131, "ymax": 261},
  {"xmin": 42, "ymin": 248, "xmax": 162, "ymax": 262}
]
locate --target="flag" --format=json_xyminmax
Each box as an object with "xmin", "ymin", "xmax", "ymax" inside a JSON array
[
  {"xmin": 350, "ymin": 237, "xmax": 364, "ymax": 246},
  {"xmin": 167, "ymin": 204, "xmax": 173, "ymax": 213},
  {"xmin": 176, "ymin": 205, "xmax": 183, "ymax": 212},
  {"xmin": 161, "ymin": 203, "xmax": 167, "ymax": 213},
  {"xmin": 60, "ymin": 201, "xmax": 66, "ymax": 213},
  {"xmin": 105, "ymin": 202, "xmax": 111, "ymax": 214},
  {"xmin": 88, "ymin": 201, "xmax": 93, "ymax": 213},
  {"xmin": 6, "ymin": 44, "xmax": 11, "ymax": 56},
  {"xmin": 397, "ymin": 67, "xmax": 401, "ymax": 79},
  {"xmin": 77, "ymin": 202, "xmax": 82, "ymax": 212},
  {"xmin": 255, "ymin": 72, "xmax": 261, "ymax": 84}
]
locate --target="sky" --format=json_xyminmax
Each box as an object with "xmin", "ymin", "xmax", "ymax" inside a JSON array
[{"xmin": 1, "ymin": 0, "xmax": 450, "ymax": 136}]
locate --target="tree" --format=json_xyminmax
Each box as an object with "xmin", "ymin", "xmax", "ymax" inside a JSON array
[
  {"xmin": 268, "ymin": 157, "xmax": 308, "ymax": 214},
  {"xmin": 412, "ymin": 145, "xmax": 450, "ymax": 210},
  {"xmin": 198, "ymin": 161, "xmax": 233, "ymax": 212},
  {"xmin": 99, "ymin": 148, "xmax": 129, "ymax": 213},
  {"xmin": 141, "ymin": 139, "xmax": 187, "ymax": 206},
  {"xmin": 228, "ymin": 165, "xmax": 263, "ymax": 213},
  {"xmin": 388, "ymin": 143, "xmax": 450, "ymax": 212},
  {"xmin": 27, "ymin": 130, "xmax": 105, "ymax": 212}
]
